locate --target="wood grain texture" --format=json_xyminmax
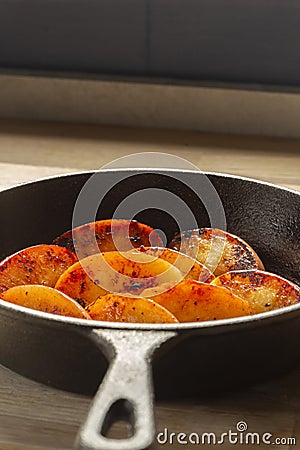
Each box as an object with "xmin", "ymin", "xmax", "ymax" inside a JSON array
[{"xmin": 0, "ymin": 120, "xmax": 299, "ymax": 449}]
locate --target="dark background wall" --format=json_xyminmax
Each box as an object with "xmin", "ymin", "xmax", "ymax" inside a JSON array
[{"xmin": 0, "ymin": 0, "xmax": 300, "ymax": 86}]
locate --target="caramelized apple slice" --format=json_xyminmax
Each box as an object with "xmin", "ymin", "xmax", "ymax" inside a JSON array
[
  {"xmin": 55, "ymin": 251, "xmax": 183, "ymax": 307},
  {"xmin": 142, "ymin": 280, "xmax": 253, "ymax": 322},
  {"xmin": 0, "ymin": 285, "xmax": 90, "ymax": 319},
  {"xmin": 0, "ymin": 244, "xmax": 77, "ymax": 294},
  {"xmin": 212, "ymin": 270, "xmax": 300, "ymax": 314},
  {"xmin": 87, "ymin": 294, "xmax": 179, "ymax": 323},
  {"xmin": 132, "ymin": 247, "xmax": 214, "ymax": 282},
  {"xmin": 169, "ymin": 228, "xmax": 264, "ymax": 276},
  {"xmin": 53, "ymin": 219, "xmax": 163, "ymax": 258}
]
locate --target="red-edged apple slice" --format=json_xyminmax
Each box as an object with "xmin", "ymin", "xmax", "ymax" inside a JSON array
[
  {"xmin": 0, "ymin": 244, "xmax": 77, "ymax": 293},
  {"xmin": 53, "ymin": 219, "xmax": 163, "ymax": 258},
  {"xmin": 169, "ymin": 228, "xmax": 264, "ymax": 276},
  {"xmin": 212, "ymin": 270, "xmax": 300, "ymax": 314}
]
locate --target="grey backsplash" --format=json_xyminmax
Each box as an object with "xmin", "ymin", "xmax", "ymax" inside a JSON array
[{"xmin": 0, "ymin": 0, "xmax": 300, "ymax": 86}]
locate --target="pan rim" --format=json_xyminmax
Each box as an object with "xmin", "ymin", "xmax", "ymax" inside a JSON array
[
  {"xmin": 0, "ymin": 167, "xmax": 299, "ymax": 197},
  {"xmin": 0, "ymin": 297, "xmax": 300, "ymax": 331},
  {"xmin": 0, "ymin": 168, "xmax": 299, "ymax": 331}
]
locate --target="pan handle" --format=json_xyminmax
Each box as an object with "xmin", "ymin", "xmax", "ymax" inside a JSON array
[{"xmin": 76, "ymin": 328, "xmax": 177, "ymax": 450}]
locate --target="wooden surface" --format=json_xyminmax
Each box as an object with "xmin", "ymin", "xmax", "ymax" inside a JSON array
[{"xmin": 0, "ymin": 120, "xmax": 299, "ymax": 450}]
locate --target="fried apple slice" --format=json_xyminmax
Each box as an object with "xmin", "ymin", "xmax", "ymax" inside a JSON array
[
  {"xmin": 0, "ymin": 244, "xmax": 77, "ymax": 294},
  {"xmin": 212, "ymin": 270, "xmax": 300, "ymax": 314},
  {"xmin": 142, "ymin": 279, "xmax": 253, "ymax": 322},
  {"xmin": 131, "ymin": 247, "xmax": 214, "ymax": 282},
  {"xmin": 169, "ymin": 228, "xmax": 264, "ymax": 276},
  {"xmin": 55, "ymin": 251, "xmax": 183, "ymax": 307},
  {"xmin": 0, "ymin": 285, "xmax": 90, "ymax": 319},
  {"xmin": 86, "ymin": 294, "xmax": 179, "ymax": 323},
  {"xmin": 53, "ymin": 219, "xmax": 163, "ymax": 258}
]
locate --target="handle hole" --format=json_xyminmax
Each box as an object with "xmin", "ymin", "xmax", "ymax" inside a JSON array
[{"xmin": 101, "ymin": 399, "xmax": 135, "ymax": 440}]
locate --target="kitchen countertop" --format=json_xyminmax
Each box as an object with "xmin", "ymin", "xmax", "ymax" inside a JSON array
[{"xmin": 0, "ymin": 120, "xmax": 299, "ymax": 450}]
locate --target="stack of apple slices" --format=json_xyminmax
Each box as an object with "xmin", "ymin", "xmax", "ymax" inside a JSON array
[{"xmin": 0, "ymin": 220, "xmax": 299, "ymax": 323}]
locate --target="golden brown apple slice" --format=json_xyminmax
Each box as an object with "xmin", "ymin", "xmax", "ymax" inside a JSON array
[
  {"xmin": 53, "ymin": 219, "xmax": 163, "ymax": 258},
  {"xmin": 212, "ymin": 270, "xmax": 300, "ymax": 314},
  {"xmin": 142, "ymin": 279, "xmax": 253, "ymax": 322},
  {"xmin": 86, "ymin": 294, "xmax": 179, "ymax": 323},
  {"xmin": 0, "ymin": 285, "xmax": 90, "ymax": 319},
  {"xmin": 0, "ymin": 244, "xmax": 77, "ymax": 294},
  {"xmin": 131, "ymin": 247, "xmax": 214, "ymax": 282},
  {"xmin": 55, "ymin": 251, "xmax": 183, "ymax": 307},
  {"xmin": 169, "ymin": 228, "xmax": 264, "ymax": 276}
]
